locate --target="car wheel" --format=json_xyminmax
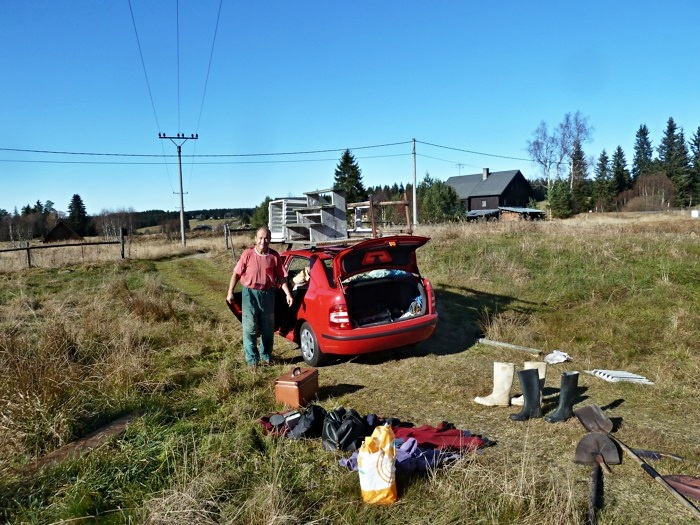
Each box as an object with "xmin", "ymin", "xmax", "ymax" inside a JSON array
[{"xmin": 299, "ymin": 322, "xmax": 326, "ymax": 367}]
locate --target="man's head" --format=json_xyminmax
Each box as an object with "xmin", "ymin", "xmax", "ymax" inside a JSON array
[{"xmin": 255, "ymin": 226, "xmax": 271, "ymax": 253}]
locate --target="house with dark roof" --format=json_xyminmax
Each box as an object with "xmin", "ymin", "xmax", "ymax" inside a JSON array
[
  {"xmin": 43, "ymin": 221, "xmax": 83, "ymax": 243},
  {"xmin": 446, "ymin": 168, "xmax": 543, "ymax": 220}
]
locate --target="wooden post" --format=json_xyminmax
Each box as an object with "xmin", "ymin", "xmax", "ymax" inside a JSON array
[
  {"xmin": 368, "ymin": 195, "xmax": 377, "ymax": 238},
  {"xmin": 120, "ymin": 229, "xmax": 125, "ymax": 259},
  {"xmin": 25, "ymin": 241, "xmax": 31, "ymax": 268},
  {"xmin": 403, "ymin": 192, "xmax": 412, "ymax": 235},
  {"xmin": 224, "ymin": 224, "xmax": 230, "ymax": 250}
]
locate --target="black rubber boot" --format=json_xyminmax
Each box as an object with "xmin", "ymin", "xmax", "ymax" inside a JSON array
[
  {"xmin": 509, "ymin": 368, "xmax": 542, "ymax": 421},
  {"xmin": 545, "ymin": 371, "xmax": 579, "ymax": 423}
]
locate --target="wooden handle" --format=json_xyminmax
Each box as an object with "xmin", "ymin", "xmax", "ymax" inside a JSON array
[
  {"xmin": 612, "ymin": 436, "xmax": 700, "ymax": 519},
  {"xmin": 593, "ymin": 454, "xmax": 611, "ymax": 475}
]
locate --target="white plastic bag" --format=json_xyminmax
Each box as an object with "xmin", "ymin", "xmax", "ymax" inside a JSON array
[{"xmin": 357, "ymin": 424, "xmax": 397, "ymax": 504}]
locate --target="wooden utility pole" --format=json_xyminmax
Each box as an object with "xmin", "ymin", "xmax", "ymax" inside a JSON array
[
  {"xmin": 412, "ymin": 138, "xmax": 417, "ymax": 228},
  {"xmin": 159, "ymin": 133, "xmax": 198, "ymax": 246}
]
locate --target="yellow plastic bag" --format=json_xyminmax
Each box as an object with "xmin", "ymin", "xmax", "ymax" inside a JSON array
[{"xmin": 357, "ymin": 424, "xmax": 397, "ymax": 504}]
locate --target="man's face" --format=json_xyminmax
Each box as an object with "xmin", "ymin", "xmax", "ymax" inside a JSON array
[{"xmin": 255, "ymin": 229, "xmax": 271, "ymax": 253}]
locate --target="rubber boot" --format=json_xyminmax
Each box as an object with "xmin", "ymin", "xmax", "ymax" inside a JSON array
[
  {"xmin": 474, "ymin": 362, "xmax": 514, "ymax": 407},
  {"xmin": 511, "ymin": 361, "xmax": 547, "ymax": 406},
  {"xmin": 509, "ymin": 368, "xmax": 543, "ymax": 421},
  {"xmin": 545, "ymin": 371, "xmax": 579, "ymax": 423}
]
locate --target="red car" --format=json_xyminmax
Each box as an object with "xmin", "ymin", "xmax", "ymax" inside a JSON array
[{"xmin": 228, "ymin": 235, "xmax": 438, "ymax": 366}]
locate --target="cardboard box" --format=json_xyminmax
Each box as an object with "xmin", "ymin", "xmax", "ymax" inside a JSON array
[{"xmin": 275, "ymin": 367, "xmax": 319, "ymax": 408}]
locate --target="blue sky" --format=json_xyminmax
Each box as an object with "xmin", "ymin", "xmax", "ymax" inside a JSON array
[{"xmin": 2, "ymin": 1, "xmax": 700, "ymax": 215}]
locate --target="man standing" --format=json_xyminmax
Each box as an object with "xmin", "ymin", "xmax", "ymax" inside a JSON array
[{"xmin": 226, "ymin": 226, "xmax": 294, "ymax": 367}]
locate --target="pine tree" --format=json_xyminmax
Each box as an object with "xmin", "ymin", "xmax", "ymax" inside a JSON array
[
  {"xmin": 548, "ymin": 179, "xmax": 572, "ymax": 218},
  {"xmin": 657, "ymin": 117, "xmax": 692, "ymax": 206},
  {"xmin": 593, "ymin": 150, "xmax": 615, "ymax": 211},
  {"xmin": 417, "ymin": 173, "xmax": 463, "ymax": 223},
  {"xmin": 570, "ymin": 139, "xmax": 590, "ymax": 213},
  {"xmin": 611, "ymin": 146, "xmax": 631, "ymax": 195},
  {"xmin": 333, "ymin": 149, "xmax": 366, "ymax": 205},
  {"xmin": 67, "ymin": 194, "xmax": 89, "ymax": 235},
  {"xmin": 632, "ymin": 124, "xmax": 654, "ymax": 183},
  {"xmin": 250, "ymin": 196, "xmax": 272, "ymax": 229},
  {"xmin": 688, "ymin": 127, "xmax": 700, "ymax": 207}
]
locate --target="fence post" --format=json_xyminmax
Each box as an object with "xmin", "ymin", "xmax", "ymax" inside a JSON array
[
  {"xmin": 120, "ymin": 228, "xmax": 126, "ymax": 259},
  {"xmin": 25, "ymin": 241, "xmax": 31, "ymax": 268}
]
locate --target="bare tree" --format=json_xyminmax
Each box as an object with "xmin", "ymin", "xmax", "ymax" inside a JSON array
[
  {"xmin": 556, "ymin": 111, "xmax": 592, "ymax": 183},
  {"xmin": 527, "ymin": 112, "xmax": 592, "ymax": 196},
  {"xmin": 527, "ymin": 121, "xmax": 558, "ymax": 196}
]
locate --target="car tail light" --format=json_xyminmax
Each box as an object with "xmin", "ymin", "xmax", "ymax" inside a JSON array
[
  {"xmin": 425, "ymin": 280, "xmax": 436, "ymax": 313},
  {"xmin": 329, "ymin": 304, "xmax": 351, "ymax": 329}
]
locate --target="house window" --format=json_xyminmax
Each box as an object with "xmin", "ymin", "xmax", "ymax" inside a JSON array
[{"xmin": 481, "ymin": 200, "xmax": 487, "ymax": 208}]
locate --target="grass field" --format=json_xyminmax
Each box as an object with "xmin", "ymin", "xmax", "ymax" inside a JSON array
[{"xmin": 0, "ymin": 213, "xmax": 698, "ymax": 524}]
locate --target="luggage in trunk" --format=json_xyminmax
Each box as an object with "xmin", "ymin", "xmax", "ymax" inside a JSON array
[{"xmin": 344, "ymin": 271, "xmax": 427, "ymax": 327}]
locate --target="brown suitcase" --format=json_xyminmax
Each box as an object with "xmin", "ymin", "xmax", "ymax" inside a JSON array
[{"xmin": 275, "ymin": 366, "xmax": 319, "ymax": 408}]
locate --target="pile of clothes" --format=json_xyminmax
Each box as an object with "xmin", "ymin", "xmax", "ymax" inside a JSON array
[{"xmin": 259, "ymin": 405, "xmax": 492, "ymax": 474}]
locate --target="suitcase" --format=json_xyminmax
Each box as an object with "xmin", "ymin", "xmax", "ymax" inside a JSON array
[{"xmin": 275, "ymin": 366, "xmax": 319, "ymax": 408}]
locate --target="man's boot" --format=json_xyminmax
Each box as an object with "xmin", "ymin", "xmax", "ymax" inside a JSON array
[
  {"xmin": 545, "ymin": 371, "xmax": 579, "ymax": 423},
  {"xmin": 474, "ymin": 362, "xmax": 514, "ymax": 407},
  {"xmin": 509, "ymin": 368, "xmax": 543, "ymax": 421},
  {"xmin": 511, "ymin": 361, "xmax": 547, "ymax": 406}
]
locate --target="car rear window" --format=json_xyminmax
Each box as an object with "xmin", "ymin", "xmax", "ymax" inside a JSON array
[{"xmin": 340, "ymin": 246, "xmax": 413, "ymax": 274}]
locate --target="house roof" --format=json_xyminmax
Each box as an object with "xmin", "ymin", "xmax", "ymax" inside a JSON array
[
  {"xmin": 43, "ymin": 221, "xmax": 83, "ymax": 243},
  {"xmin": 445, "ymin": 170, "xmax": 522, "ymax": 199}
]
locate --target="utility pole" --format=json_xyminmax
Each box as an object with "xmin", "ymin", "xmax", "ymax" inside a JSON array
[
  {"xmin": 412, "ymin": 138, "xmax": 418, "ymax": 228},
  {"xmin": 158, "ymin": 132, "xmax": 198, "ymax": 246}
]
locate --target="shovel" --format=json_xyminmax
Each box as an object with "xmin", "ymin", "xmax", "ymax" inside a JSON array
[
  {"xmin": 574, "ymin": 405, "xmax": 700, "ymax": 520},
  {"xmin": 574, "ymin": 433, "xmax": 621, "ymax": 525}
]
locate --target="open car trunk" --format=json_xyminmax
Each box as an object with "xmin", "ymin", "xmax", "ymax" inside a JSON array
[{"xmin": 342, "ymin": 270, "xmax": 428, "ymax": 327}]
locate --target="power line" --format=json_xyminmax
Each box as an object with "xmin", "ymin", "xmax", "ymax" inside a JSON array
[
  {"xmin": 416, "ymin": 140, "xmax": 531, "ymax": 162},
  {"xmin": 195, "ymin": 0, "xmax": 223, "ymax": 134},
  {"xmin": 0, "ymin": 152, "xmax": 409, "ymax": 166},
  {"xmin": 417, "ymin": 153, "xmax": 481, "ymax": 169},
  {"xmin": 127, "ymin": 0, "xmax": 161, "ymax": 132},
  {"xmin": 0, "ymin": 141, "xmax": 414, "ymax": 158},
  {"xmin": 176, "ymin": 0, "xmax": 181, "ymax": 132},
  {"xmin": 0, "ymin": 139, "xmax": 531, "ymax": 166}
]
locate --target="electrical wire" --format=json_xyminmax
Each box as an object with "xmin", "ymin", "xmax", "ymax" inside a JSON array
[
  {"xmin": 176, "ymin": 0, "xmax": 181, "ymax": 132},
  {"xmin": 0, "ymin": 139, "xmax": 529, "ymax": 167},
  {"xmin": 0, "ymin": 152, "xmax": 409, "ymax": 166},
  {"xmin": 187, "ymin": 0, "xmax": 223, "ymax": 197},
  {"xmin": 127, "ymin": 0, "xmax": 174, "ymax": 192},
  {"xmin": 194, "ymin": 0, "xmax": 223, "ymax": 134},
  {"xmin": 0, "ymin": 141, "xmax": 414, "ymax": 158},
  {"xmin": 416, "ymin": 140, "xmax": 530, "ymax": 162},
  {"xmin": 127, "ymin": 0, "xmax": 161, "ymax": 132}
]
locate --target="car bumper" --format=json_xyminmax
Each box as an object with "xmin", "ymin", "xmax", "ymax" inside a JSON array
[{"xmin": 319, "ymin": 314, "xmax": 438, "ymax": 355}]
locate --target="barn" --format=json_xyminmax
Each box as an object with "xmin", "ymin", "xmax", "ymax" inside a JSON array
[{"xmin": 43, "ymin": 221, "xmax": 84, "ymax": 243}]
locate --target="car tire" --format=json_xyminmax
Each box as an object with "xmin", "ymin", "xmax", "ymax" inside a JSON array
[{"xmin": 299, "ymin": 322, "xmax": 326, "ymax": 367}]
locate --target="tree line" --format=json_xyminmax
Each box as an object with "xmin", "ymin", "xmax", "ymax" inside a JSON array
[
  {"xmin": 528, "ymin": 113, "xmax": 700, "ymax": 218},
  {"xmin": 0, "ymin": 195, "xmax": 253, "ymax": 244}
]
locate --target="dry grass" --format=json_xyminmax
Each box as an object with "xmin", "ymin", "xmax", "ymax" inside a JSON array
[
  {"xmin": 0, "ymin": 231, "xmax": 253, "ymax": 272},
  {"xmin": 1, "ymin": 212, "xmax": 699, "ymax": 524}
]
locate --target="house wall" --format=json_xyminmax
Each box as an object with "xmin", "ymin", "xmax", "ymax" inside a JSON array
[
  {"xmin": 467, "ymin": 195, "xmax": 500, "ymax": 211},
  {"xmin": 500, "ymin": 177, "xmax": 533, "ymax": 207}
]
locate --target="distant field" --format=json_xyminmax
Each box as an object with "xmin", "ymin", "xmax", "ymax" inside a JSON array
[{"xmin": 0, "ymin": 212, "xmax": 698, "ymax": 524}]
